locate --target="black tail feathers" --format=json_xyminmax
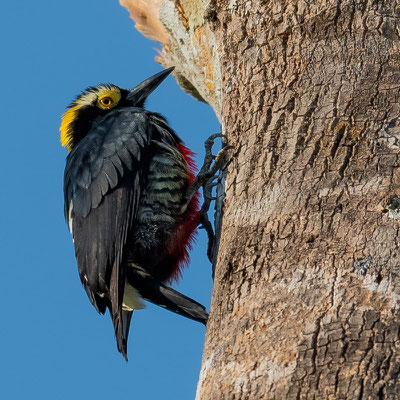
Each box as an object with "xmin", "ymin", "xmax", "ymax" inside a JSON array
[
  {"xmin": 112, "ymin": 308, "xmax": 133, "ymax": 361},
  {"xmin": 112, "ymin": 272, "xmax": 208, "ymax": 360},
  {"xmin": 156, "ymin": 283, "xmax": 208, "ymax": 325},
  {"xmin": 127, "ymin": 272, "xmax": 208, "ymax": 325}
]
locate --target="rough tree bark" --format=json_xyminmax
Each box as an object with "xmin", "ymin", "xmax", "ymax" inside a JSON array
[{"xmin": 120, "ymin": 1, "xmax": 400, "ymax": 398}]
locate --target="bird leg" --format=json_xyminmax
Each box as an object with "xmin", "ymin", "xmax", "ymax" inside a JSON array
[{"xmin": 184, "ymin": 133, "xmax": 230, "ymax": 262}]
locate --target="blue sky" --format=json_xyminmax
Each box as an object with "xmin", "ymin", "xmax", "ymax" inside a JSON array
[{"xmin": 1, "ymin": 1, "xmax": 219, "ymax": 399}]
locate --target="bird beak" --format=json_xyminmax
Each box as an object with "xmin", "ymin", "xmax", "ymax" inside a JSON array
[{"xmin": 126, "ymin": 67, "xmax": 175, "ymax": 105}]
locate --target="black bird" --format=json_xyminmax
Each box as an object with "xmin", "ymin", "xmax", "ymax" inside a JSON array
[{"xmin": 61, "ymin": 68, "xmax": 208, "ymax": 360}]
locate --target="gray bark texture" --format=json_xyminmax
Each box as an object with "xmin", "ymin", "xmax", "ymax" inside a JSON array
[{"xmin": 120, "ymin": 0, "xmax": 400, "ymax": 398}]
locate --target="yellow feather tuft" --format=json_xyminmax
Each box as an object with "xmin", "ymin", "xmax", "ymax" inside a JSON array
[{"xmin": 60, "ymin": 105, "xmax": 79, "ymax": 151}]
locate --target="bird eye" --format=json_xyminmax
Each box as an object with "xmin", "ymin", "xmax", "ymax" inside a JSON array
[{"xmin": 99, "ymin": 96, "xmax": 113, "ymax": 108}]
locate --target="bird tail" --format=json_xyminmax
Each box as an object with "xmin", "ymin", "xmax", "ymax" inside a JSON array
[
  {"xmin": 113, "ymin": 309, "xmax": 133, "ymax": 361},
  {"xmin": 127, "ymin": 272, "xmax": 208, "ymax": 325},
  {"xmin": 109, "ymin": 259, "xmax": 134, "ymax": 361}
]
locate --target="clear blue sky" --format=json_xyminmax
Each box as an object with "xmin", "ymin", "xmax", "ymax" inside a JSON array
[{"xmin": 1, "ymin": 1, "xmax": 219, "ymax": 399}]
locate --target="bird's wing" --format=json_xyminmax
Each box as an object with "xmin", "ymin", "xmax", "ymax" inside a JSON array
[{"xmin": 63, "ymin": 108, "xmax": 151, "ymax": 322}]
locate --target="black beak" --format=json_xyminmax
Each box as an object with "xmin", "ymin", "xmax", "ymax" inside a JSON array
[{"xmin": 126, "ymin": 67, "xmax": 175, "ymax": 105}]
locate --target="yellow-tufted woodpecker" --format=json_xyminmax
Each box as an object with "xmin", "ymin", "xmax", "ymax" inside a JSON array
[{"xmin": 60, "ymin": 68, "xmax": 211, "ymax": 360}]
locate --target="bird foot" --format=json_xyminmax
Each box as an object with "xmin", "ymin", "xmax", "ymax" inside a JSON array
[{"xmin": 184, "ymin": 133, "xmax": 231, "ymax": 262}]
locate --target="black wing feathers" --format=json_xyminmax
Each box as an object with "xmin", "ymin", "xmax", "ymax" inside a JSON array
[
  {"xmin": 64, "ymin": 108, "xmax": 150, "ymax": 218},
  {"xmin": 64, "ymin": 108, "xmax": 152, "ymax": 358}
]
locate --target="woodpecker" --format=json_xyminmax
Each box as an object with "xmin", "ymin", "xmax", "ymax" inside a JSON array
[{"xmin": 61, "ymin": 68, "xmax": 210, "ymax": 360}]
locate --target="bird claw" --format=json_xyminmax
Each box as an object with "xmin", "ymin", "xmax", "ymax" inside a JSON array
[
  {"xmin": 199, "ymin": 212, "xmax": 215, "ymax": 262},
  {"xmin": 184, "ymin": 133, "xmax": 230, "ymax": 262},
  {"xmin": 184, "ymin": 133, "xmax": 229, "ymax": 206}
]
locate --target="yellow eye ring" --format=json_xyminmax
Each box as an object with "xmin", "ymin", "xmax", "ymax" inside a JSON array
[
  {"xmin": 96, "ymin": 89, "xmax": 121, "ymax": 110},
  {"xmin": 99, "ymin": 96, "xmax": 114, "ymax": 108}
]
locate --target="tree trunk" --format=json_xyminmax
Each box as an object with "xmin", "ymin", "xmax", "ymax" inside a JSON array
[{"xmin": 120, "ymin": 0, "xmax": 400, "ymax": 398}]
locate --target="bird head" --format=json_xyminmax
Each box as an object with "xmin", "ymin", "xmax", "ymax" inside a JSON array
[{"xmin": 60, "ymin": 67, "xmax": 174, "ymax": 151}]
